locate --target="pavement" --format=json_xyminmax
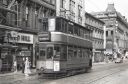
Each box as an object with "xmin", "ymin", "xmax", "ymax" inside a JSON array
[{"xmin": 0, "ymin": 69, "xmax": 37, "ymax": 77}]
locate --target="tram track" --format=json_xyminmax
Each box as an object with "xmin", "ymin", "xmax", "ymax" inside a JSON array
[{"xmin": 84, "ymin": 62, "xmax": 128, "ymax": 84}]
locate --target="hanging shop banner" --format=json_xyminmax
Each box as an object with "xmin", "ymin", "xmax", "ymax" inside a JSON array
[{"xmin": 5, "ymin": 31, "xmax": 33, "ymax": 44}]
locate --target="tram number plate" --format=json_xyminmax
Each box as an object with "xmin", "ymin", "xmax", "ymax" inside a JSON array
[{"xmin": 53, "ymin": 61, "xmax": 60, "ymax": 71}]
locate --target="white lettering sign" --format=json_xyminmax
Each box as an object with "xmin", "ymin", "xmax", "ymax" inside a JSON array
[{"xmin": 6, "ymin": 33, "xmax": 33, "ymax": 44}]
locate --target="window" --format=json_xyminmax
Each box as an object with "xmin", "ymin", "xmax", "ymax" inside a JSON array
[
  {"xmin": 68, "ymin": 24, "xmax": 74, "ymax": 34},
  {"xmin": 64, "ymin": 21, "xmax": 68, "ymax": 33},
  {"xmin": 74, "ymin": 26, "xmax": 79, "ymax": 35},
  {"xmin": 69, "ymin": 0, "xmax": 75, "ymax": 21},
  {"xmin": 39, "ymin": 48, "xmax": 46, "ymax": 59},
  {"xmin": 61, "ymin": 45, "xmax": 67, "ymax": 60},
  {"xmin": 56, "ymin": 18, "xmax": 61, "ymax": 31},
  {"xmin": 60, "ymin": 0, "xmax": 65, "ymax": 8},
  {"xmin": 69, "ymin": 0, "xmax": 75, "ymax": 12},
  {"xmin": 68, "ymin": 46, "xmax": 74, "ymax": 59},
  {"xmin": 61, "ymin": 19, "xmax": 65, "ymax": 32},
  {"xmin": 106, "ymin": 31, "xmax": 108, "ymax": 37},
  {"xmin": 78, "ymin": 5, "xmax": 82, "ymax": 17},
  {"xmin": 42, "ymin": 18, "xmax": 48, "ymax": 31},
  {"xmin": 74, "ymin": 46, "xmax": 77, "ymax": 58},
  {"xmin": 111, "ymin": 31, "xmax": 113, "ymax": 35},
  {"xmin": 78, "ymin": 48, "xmax": 82, "ymax": 58},
  {"xmin": 54, "ymin": 45, "xmax": 61, "ymax": 59},
  {"xmin": 47, "ymin": 47, "xmax": 53, "ymax": 59},
  {"xmin": 25, "ymin": 6, "xmax": 29, "ymax": 20},
  {"xmin": 79, "ymin": 28, "xmax": 84, "ymax": 37}
]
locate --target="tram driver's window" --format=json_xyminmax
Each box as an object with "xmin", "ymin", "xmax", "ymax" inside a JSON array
[
  {"xmin": 39, "ymin": 49, "xmax": 45, "ymax": 59},
  {"xmin": 54, "ymin": 46, "xmax": 60, "ymax": 59},
  {"xmin": 47, "ymin": 47, "xmax": 53, "ymax": 59}
]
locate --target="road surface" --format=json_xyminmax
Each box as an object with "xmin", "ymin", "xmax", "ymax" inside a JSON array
[{"xmin": 1, "ymin": 60, "xmax": 128, "ymax": 84}]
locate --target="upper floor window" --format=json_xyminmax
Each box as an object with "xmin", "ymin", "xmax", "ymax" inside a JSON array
[
  {"xmin": 25, "ymin": 6, "xmax": 29, "ymax": 20},
  {"xmin": 111, "ymin": 31, "xmax": 113, "ymax": 36},
  {"xmin": 106, "ymin": 31, "xmax": 108, "ymax": 37},
  {"xmin": 78, "ymin": 5, "xmax": 82, "ymax": 17},
  {"xmin": 69, "ymin": 0, "xmax": 75, "ymax": 12},
  {"xmin": 60, "ymin": 0, "xmax": 65, "ymax": 8}
]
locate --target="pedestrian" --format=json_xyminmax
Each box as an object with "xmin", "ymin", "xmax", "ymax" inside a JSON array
[
  {"xmin": 13, "ymin": 60, "xmax": 17, "ymax": 72},
  {"xmin": 22, "ymin": 58, "xmax": 25, "ymax": 73},
  {"xmin": 24, "ymin": 57, "xmax": 31, "ymax": 76},
  {"xmin": 0, "ymin": 58, "xmax": 2, "ymax": 72}
]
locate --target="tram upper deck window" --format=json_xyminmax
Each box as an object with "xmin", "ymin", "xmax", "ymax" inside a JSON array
[
  {"xmin": 68, "ymin": 24, "xmax": 74, "ymax": 34},
  {"xmin": 56, "ymin": 18, "xmax": 61, "ymax": 32},
  {"xmin": 47, "ymin": 47, "xmax": 53, "ymax": 59},
  {"xmin": 74, "ymin": 26, "xmax": 79, "ymax": 36},
  {"xmin": 49, "ymin": 19, "xmax": 55, "ymax": 31},
  {"xmin": 42, "ymin": 18, "xmax": 48, "ymax": 32}
]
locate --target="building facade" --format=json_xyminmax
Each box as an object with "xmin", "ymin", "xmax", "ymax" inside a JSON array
[
  {"xmin": 91, "ymin": 4, "xmax": 128, "ymax": 59},
  {"xmin": 85, "ymin": 13, "xmax": 105, "ymax": 62},
  {"xmin": 0, "ymin": 0, "xmax": 56, "ymax": 72},
  {"xmin": 56, "ymin": 0, "xmax": 85, "ymax": 26}
]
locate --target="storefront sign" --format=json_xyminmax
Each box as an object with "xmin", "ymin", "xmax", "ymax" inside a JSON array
[{"xmin": 5, "ymin": 32, "xmax": 33, "ymax": 44}]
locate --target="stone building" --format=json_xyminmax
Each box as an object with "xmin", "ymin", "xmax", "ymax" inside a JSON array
[
  {"xmin": 91, "ymin": 4, "xmax": 128, "ymax": 59},
  {"xmin": 85, "ymin": 12, "xmax": 105, "ymax": 62},
  {"xmin": 0, "ymin": 0, "xmax": 56, "ymax": 71},
  {"xmin": 56, "ymin": 0, "xmax": 85, "ymax": 26}
]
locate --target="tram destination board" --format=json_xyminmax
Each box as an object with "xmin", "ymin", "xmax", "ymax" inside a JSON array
[{"xmin": 38, "ymin": 32, "xmax": 51, "ymax": 41}]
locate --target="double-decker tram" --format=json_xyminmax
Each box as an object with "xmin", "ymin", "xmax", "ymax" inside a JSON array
[{"xmin": 36, "ymin": 17, "xmax": 93, "ymax": 78}]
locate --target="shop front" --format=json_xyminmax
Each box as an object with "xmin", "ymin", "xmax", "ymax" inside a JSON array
[{"xmin": 0, "ymin": 31, "xmax": 34, "ymax": 72}]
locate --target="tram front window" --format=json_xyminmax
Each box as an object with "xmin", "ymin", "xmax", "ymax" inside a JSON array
[
  {"xmin": 39, "ymin": 49, "xmax": 45, "ymax": 59},
  {"xmin": 47, "ymin": 47, "xmax": 53, "ymax": 59}
]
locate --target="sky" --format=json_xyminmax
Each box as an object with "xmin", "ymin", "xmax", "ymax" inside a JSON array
[{"xmin": 85, "ymin": 0, "xmax": 128, "ymax": 19}]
